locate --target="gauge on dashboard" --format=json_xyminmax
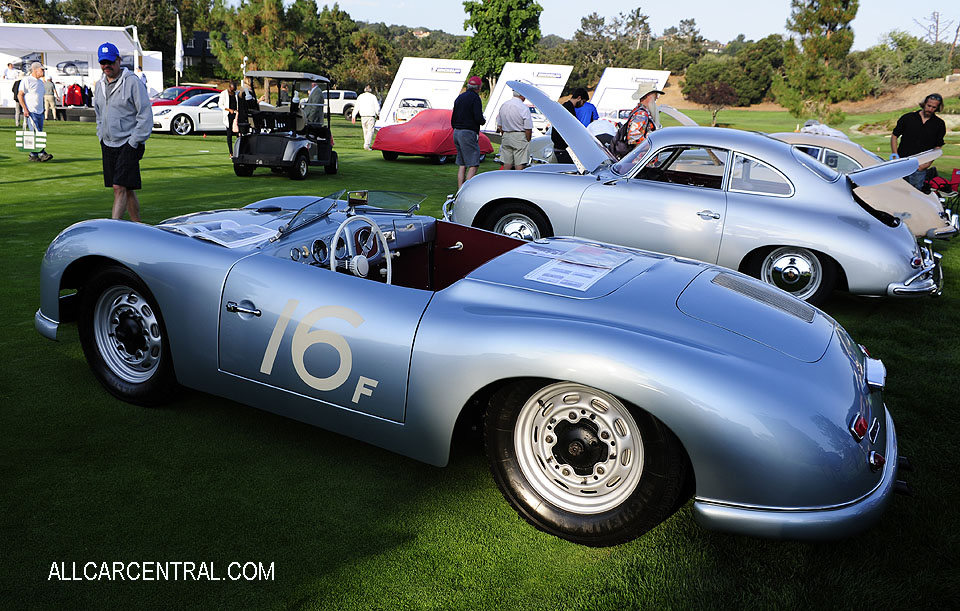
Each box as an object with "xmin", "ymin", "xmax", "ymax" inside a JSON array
[
  {"xmin": 334, "ymin": 236, "xmax": 347, "ymax": 260},
  {"xmin": 312, "ymin": 239, "xmax": 328, "ymax": 264},
  {"xmin": 290, "ymin": 247, "xmax": 301, "ymax": 262}
]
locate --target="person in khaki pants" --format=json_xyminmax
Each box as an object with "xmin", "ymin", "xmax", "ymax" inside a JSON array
[{"xmin": 43, "ymin": 76, "xmax": 57, "ymax": 120}]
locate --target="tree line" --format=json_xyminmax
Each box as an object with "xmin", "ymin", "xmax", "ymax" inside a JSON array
[{"xmin": 2, "ymin": 0, "xmax": 957, "ymax": 124}]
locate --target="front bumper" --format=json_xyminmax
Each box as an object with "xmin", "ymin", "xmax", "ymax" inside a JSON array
[
  {"xmin": 887, "ymin": 241, "xmax": 943, "ymax": 297},
  {"xmin": 35, "ymin": 308, "xmax": 59, "ymax": 340},
  {"xmin": 692, "ymin": 408, "xmax": 899, "ymax": 540}
]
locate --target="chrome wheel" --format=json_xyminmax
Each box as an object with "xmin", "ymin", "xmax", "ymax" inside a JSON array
[
  {"xmin": 514, "ymin": 383, "xmax": 644, "ymax": 514},
  {"xmin": 171, "ymin": 115, "xmax": 193, "ymax": 136},
  {"xmin": 92, "ymin": 285, "xmax": 163, "ymax": 384},
  {"xmin": 494, "ymin": 213, "xmax": 542, "ymax": 241},
  {"xmin": 760, "ymin": 247, "xmax": 822, "ymax": 300}
]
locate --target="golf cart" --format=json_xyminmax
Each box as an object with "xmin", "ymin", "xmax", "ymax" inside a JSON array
[{"xmin": 233, "ymin": 71, "xmax": 339, "ymax": 180}]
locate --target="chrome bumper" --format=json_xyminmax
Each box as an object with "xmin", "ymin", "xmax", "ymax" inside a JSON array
[
  {"xmin": 693, "ymin": 409, "xmax": 898, "ymax": 540},
  {"xmin": 442, "ymin": 195, "xmax": 455, "ymax": 221},
  {"xmin": 35, "ymin": 308, "xmax": 59, "ymax": 341},
  {"xmin": 887, "ymin": 241, "xmax": 943, "ymax": 297}
]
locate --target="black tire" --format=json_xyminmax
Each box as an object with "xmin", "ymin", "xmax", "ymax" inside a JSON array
[
  {"xmin": 382, "ymin": 151, "xmax": 399, "ymax": 161},
  {"xmin": 324, "ymin": 151, "xmax": 339, "ymax": 175},
  {"xmin": 289, "ymin": 151, "xmax": 309, "ymax": 180},
  {"xmin": 77, "ymin": 266, "xmax": 178, "ymax": 406},
  {"xmin": 485, "ymin": 381, "xmax": 689, "ymax": 546},
  {"xmin": 233, "ymin": 163, "xmax": 254, "ymax": 177},
  {"xmin": 171, "ymin": 114, "xmax": 194, "ymax": 136},
  {"xmin": 479, "ymin": 154, "xmax": 486, "ymax": 163},
  {"xmin": 746, "ymin": 246, "xmax": 837, "ymax": 305},
  {"xmin": 433, "ymin": 154, "xmax": 448, "ymax": 165},
  {"xmin": 343, "ymin": 105, "xmax": 354, "ymax": 120},
  {"xmin": 482, "ymin": 201, "xmax": 552, "ymax": 241}
]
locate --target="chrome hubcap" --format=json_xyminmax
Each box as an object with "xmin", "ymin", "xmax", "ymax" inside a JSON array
[
  {"xmin": 762, "ymin": 247, "xmax": 821, "ymax": 299},
  {"xmin": 514, "ymin": 383, "xmax": 644, "ymax": 514},
  {"xmin": 494, "ymin": 213, "xmax": 541, "ymax": 241},
  {"xmin": 93, "ymin": 286, "xmax": 162, "ymax": 383},
  {"xmin": 173, "ymin": 117, "xmax": 190, "ymax": 134}
]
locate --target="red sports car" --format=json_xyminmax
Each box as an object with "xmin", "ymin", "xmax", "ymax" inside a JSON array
[
  {"xmin": 152, "ymin": 86, "xmax": 221, "ymax": 107},
  {"xmin": 373, "ymin": 109, "xmax": 493, "ymax": 165}
]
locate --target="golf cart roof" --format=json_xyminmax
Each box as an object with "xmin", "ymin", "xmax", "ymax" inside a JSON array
[{"xmin": 244, "ymin": 71, "xmax": 330, "ymax": 83}]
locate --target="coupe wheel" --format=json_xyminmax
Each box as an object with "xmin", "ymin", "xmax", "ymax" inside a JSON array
[
  {"xmin": 324, "ymin": 151, "xmax": 339, "ymax": 175},
  {"xmin": 233, "ymin": 163, "xmax": 254, "ymax": 177},
  {"xmin": 485, "ymin": 381, "xmax": 689, "ymax": 546},
  {"xmin": 289, "ymin": 151, "xmax": 309, "ymax": 180},
  {"xmin": 751, "ymin": 246, "xmax": 836, "ymax": 305},
  {"xmin": 382, "ymin": 151, "xmax": 399, "ymax": 161},
  {"xmin": 484, "ymin": 202, "xmax": 552, "ymax": 241},
  {"xmin": 433, "ymin": 154, "xmax": 448, "ymax": 165},
  {"xmin": 77, "ymin": 266, "xmax": 177, "ymax": 406},
  {"xmin": 171, "ymin": 114, "xmax": 194, "ymax": 136}
]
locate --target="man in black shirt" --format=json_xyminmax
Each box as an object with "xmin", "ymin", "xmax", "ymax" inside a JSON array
[
  {"xmin": 451, "ymin": 76, "xmax": 486, "ymax": 189},
  {"xmin": 551, "ymin": 88, "xmax": 587, "ymax": 164},
  {"xmin": 890, "ymin": 93, "xmax": 945, "ymax": 191}
]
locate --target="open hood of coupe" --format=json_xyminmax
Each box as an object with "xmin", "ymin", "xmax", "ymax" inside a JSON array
[
  {"xmin": 507, "ymin": 80, "xmax": 617, "ymax": 174},
  {"xmin": 847, "ymin": 149, "xmax": 941, "ymax": 187}
]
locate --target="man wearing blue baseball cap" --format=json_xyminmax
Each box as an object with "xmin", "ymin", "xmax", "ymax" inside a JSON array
[{"xmin": 93, "ymin": 41, "xmax": 152, "ymax": 222}]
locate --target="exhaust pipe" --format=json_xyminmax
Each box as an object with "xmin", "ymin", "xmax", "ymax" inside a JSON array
[
  {"xmin": 897, "ymin": 456, "xmax": 913, "ymax": 472},
  {"xmin": 893, "ymin": 480, "xmax": 912, "ymax": 496}
]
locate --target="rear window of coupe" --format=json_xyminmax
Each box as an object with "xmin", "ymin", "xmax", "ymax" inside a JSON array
[{"xmin": 791, "ymin": 146, "xmax": 840, "ymax": 182}]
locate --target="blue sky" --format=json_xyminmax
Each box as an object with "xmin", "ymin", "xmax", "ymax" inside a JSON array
[{"xmin": 326, "ymin": 0, "xmax": 956, "ymax": 50}]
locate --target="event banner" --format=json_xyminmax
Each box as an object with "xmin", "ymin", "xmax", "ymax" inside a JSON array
[
  {"xmin": 481, "ymin": 62, "xmax": 573, "ymax": 134},
  {"xmin": 375, "ymin": 57, "xmax": 474, "ymax": 129},
  {"xmin": 590, "ymin": 68, "xmax": 671, "ymax": 120}
]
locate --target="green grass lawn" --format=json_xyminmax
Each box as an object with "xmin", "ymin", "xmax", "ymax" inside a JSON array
[{"xmin": 1, "ymin": 114, "xmax": 959, "ymax": 610}]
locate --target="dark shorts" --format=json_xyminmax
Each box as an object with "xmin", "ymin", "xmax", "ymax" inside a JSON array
[
  {"xmin": 453, "ymin": 129, "xmax": 480, "ymax": 167},
  {"xmin": 102, "ymin": 141, "xmax": 144, "ymax": 190}
]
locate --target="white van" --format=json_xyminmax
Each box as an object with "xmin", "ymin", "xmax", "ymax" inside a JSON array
[{"xmin": 322, "ymin": 90, "xmax": 358, "ymax": 118}]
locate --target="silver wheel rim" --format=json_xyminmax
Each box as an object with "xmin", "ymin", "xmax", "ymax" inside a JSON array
[
  {"xmin": 761, "ymin": 247, "xmax": 822, "ymax": 300},
  {"xmin": 297, "ymin": 156, "xmax": 307, "ymax": 176},
  {"xmin": 514, "ymin": 382, "xmax": 644, "ymax": 514},
  {"xmin": 494, "ymin": 213, "xmax": 541, "ymax": 241},
  {"xmin": 173, "ymin": 116, "xmax": 191, "ymax": 135},
  {"xmin": 93, "ymin": 285, "xmax": 162, "ymax": 384}
]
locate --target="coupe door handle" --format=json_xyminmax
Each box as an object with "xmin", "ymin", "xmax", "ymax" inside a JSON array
[
  {"xmin": 226, "ymin": 301, "xmax": 261, "ymax": 317},
  {"xmin": 697, "ymin": 210, "xmax": 721, "ymax": 220}
]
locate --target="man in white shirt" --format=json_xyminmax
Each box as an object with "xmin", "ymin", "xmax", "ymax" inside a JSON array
[
  {"xmin": 351, "ymin": 85, "xmax": 381, "ymax": 150},
  {"xmin": 4, "ymin": 62, "xmax": 19, "ymax": 80},
  {"xmin": 496, "ymin": 88, "xmax": 533, "ymax": 170},
  {"xmin": 17, "ymin": 62, "xmax": 53, "ymax": 162}
]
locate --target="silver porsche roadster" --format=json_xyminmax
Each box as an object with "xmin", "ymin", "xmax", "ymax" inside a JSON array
[
  {"xmin": 36, "ymin": 191, "xmax": 908, "ymax": 546},
  {"xmin": 445, "ymin": 81, "xmax": 943, "ymax": 305}
]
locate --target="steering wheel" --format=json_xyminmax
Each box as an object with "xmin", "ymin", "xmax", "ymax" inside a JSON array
[{"xmin": 330, "ymin": 215, "xmax": 392, "ymax": 284}]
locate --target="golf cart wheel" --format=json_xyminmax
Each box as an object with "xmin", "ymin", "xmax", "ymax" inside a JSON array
[
  {"xmin": 433, "ymin": 154, "xmax": 448, "ymax": 165},
  {"xmin": 233, "ymin": 163, "xmax": 254, "ymax": 177},
  {"xmin": 325, "ymin": 151, "xmax": 339, "ymax": 175},
  {"xmin": 289, "ymin": 152, "xmax": 309, "ymax": 180},
  {"xmin": 171, "ymin": 114, "xmax": 194, "ymax": 136},
  {"xmin": 485, "ymin": 381, "xmax": 689, "ymax": 546}
]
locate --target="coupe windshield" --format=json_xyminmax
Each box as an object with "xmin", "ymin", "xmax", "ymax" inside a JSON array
[
  {"xmin": 156, "ymin": 87, "xmax": 186, "ymax": 100},
  {"xmin": 283, "ymin": 190, "xmax": 428, "ymax": 236},
  {"xmin": 611, "ymin": 139, "xmax": 653, "ymax": 175}
]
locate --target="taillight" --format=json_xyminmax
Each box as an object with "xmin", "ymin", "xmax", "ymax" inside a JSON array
[
  {"xmin": 869, "ymin": 451, "xmax": 885, "ymax": 472},
  {"xmin": 850, "ymin": 414, "xmax": 868, "ymax": 442},
  {"xmin": 911, "ymin": 256, "xmax": 923, "ymax": 268}
]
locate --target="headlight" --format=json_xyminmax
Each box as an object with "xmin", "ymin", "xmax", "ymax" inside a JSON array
[{"xmin": 156, "ymin": 109, "xmax": 171, "ymax": 116}]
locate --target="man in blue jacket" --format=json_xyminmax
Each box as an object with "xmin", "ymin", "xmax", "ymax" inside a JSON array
[
  {"xmin": 451, "ymin": 76, "xmax": 485, "ymax": 189},
  {"xmin": 93, "ymin": 42, "xmax": 152, "ymax": 222}
]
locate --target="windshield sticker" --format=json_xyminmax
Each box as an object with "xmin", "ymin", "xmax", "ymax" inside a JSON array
[{"xmin": 524, "ymin": 259, "xmax": 613, "ymax": 291}]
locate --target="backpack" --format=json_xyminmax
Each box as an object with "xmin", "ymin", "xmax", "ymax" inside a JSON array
[{"xmin": 610, "ymin": 118, "xmax": 633, "ymax": 159}]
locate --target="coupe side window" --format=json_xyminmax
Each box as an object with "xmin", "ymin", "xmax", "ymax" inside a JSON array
[
  {"xmin": 730, "ymin": 154, "xmax": 793, "ymax": 196},
  {"xmin": 637, "ymin": 146, "xmax": 728, "ymax": 189}
]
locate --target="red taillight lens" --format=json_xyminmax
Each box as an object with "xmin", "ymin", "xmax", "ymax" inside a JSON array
[
  {"xmin": 911, "ymin": 256, "xmax": 923, "ymax": 268},
  {"xmin": 869, "ymin": 451, "xmax": 885, "ymax": 472},
  {"xmin": 850, "ymin": 415, "xmax": 868, "ymax": 441}
]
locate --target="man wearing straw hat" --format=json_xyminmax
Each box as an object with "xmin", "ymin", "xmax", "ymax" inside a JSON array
[{"xmin": 624, "ymin": 84, "xmax": 664, "ymax": 149}]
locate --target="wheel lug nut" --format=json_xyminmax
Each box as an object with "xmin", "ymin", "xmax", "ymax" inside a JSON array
[
  {"xmin": 568, "ymin": 411, "xmax": 576, "ymax": 420},
  {"xmin": 545, "ymin": 435, "xmax": 553, "ymax": 444},
  {"xmin": 561, "ymin": 468, "xmax": 571, "ymax": 476},
  {"xmin": 597, "ymin": 466, "xmax": 605, "ymax": 475},
  {"xmin": 600, "ymin": 431, "xmax": 610, "ymax": 439}
]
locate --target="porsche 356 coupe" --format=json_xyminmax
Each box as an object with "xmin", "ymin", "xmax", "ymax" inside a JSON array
[{"xmin": 36, "ymin": 191, "xmax": 908, "ymax": 546}]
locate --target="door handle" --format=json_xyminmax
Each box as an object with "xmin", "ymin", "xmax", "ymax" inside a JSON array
[
  {"xmin": 226, "ymin": 301, "xmax": 261, "ymax": 317},
  {"xmin": 697, "ymin": 210, "xmax": 721, "ymax": 220}
]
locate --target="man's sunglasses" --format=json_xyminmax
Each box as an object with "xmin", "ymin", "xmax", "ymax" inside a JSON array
[{"xmin": 99, "ymin": 60, "xmax": 118, "ymax": 66}]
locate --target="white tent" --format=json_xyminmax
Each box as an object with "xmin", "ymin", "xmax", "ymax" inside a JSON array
[{"xmin": 0, "ymin": 23, "xmax": 163, "ymax": 105}]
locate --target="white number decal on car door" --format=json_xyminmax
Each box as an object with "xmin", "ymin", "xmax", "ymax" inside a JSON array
[{"xmin": 259, "ymin": 299, "xmax": 379, "ymax": 402}]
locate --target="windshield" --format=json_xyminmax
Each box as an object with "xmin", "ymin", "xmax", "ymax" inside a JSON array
[
  {"xmin": 611, "ymin": 138, "xmax": 653, "ymax": 175},
  {"xmin": 182, "ymin": 93, "xmax": 218, "ymax": 107},
  {"xmin": 283, "ymin": 190, "xmax": 428, "ymax": 236},
  {"xmin": 156, "ymin": 87, "xmax": 186, "ymax": 100}
]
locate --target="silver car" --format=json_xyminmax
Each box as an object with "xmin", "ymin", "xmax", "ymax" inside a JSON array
[
  {"xmin": 446, "ymin": 81, "xmax": 943, "ymax": 304},
  {"xmin": 36, "ymin": 190, "xmax": 907, "ymax": 546}
]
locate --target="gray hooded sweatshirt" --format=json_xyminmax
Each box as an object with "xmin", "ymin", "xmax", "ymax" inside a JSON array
[{"xmin": 94, "ymin": 67, "xmax": 152, "ymax": 148}]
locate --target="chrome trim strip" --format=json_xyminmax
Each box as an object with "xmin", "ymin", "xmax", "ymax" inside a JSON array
[
  {"xmin": 865, "ymin": 357, "xmax": 886, "ymax": 390},
  {"xmin": 442, "ymin": 197, "xmax": 455, "ymax": 220},
  {"xmin": 34, "ymin": 308, "xmax": 59, "ymax": 341}
]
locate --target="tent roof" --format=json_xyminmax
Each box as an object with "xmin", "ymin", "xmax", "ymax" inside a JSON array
[{"xmin": 0, "ymin": 23, "xmax": 143, "ymax": 54}]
